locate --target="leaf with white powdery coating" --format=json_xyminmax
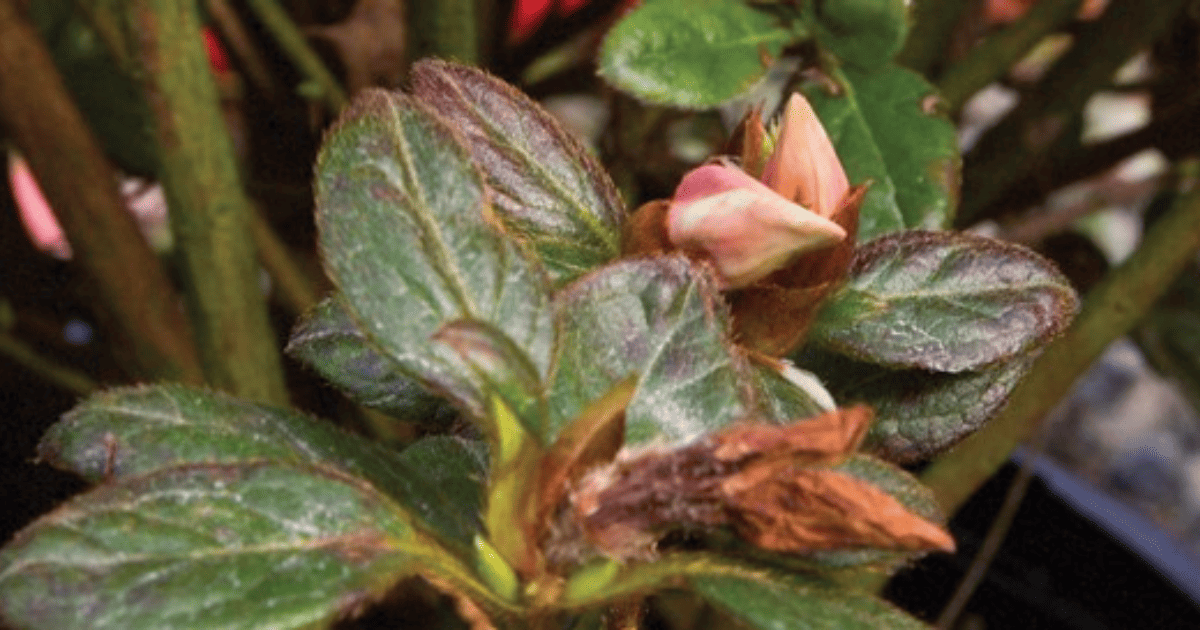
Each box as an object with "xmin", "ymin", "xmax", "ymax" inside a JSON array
[
  {"xmin": 286, "ymin": 296, "xmax": 456, "ymax": 427},
  {"xmin": 411, "ymin": 60, "xmax": 625, "ymax": 285},
  {"xmin": 547, "ymin": 256, "xmax": 754, "ymax": 445},
  {"xmin": 808, "ymin": 230, "xmax": 1076, "ymax": 373},
  {"xmin": 599, "ymin": 0, "xmax": 793, "ymax": 108},
  {"xmin": 797, "ymin": 348, "xmax": 1038, "ymax": 463},
  {"xmin": 0, "ymin": 462, "xmax": 489, "ymax": 630},
  {"xmin": 40, "ymin": 385, "xmax": 485, "ymax": 552},
  {"xmin": 315, "ymin": 89, "xmax": 554, "ymax": 421}
]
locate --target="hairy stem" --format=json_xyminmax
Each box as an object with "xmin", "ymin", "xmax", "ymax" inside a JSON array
[
  {"xmin": 922, "ymin": 171, "xmax": 1200, "ymax": 515},
  {"xmin": 125, "ymin": 0, "xmax": 288, "ymax": 405},
  {"xmin": 0, "ymin": 0, "xmax": 203, "ymax": 384}
]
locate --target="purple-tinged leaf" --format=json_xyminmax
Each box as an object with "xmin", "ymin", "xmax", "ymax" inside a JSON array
[
  {"xmin": 0, "ymin": 462, "xmax": 494, "ymax": 630},
  {"xmin": 286, "ymin": 296, "xmax": 457, "ymax": 427},
  {"xmin": 412, "ymin": 59, "xmax": 624, "ymax": 285},
  {"xmin": 315, "ymin": 89, "xmax": 554, "ymax": 422},
  {"xmin": 547, "ymin": 256, "xmax": 754, "ymax": 445},
  {"xmin": 809, "ymin": 230, "xmax": 1076, "ymax": 372},
  {"xmin": 40, "ymin": 385, "xmax": 485, "ymax": 551},
  {"xmin": 798, "ymin": 348, "xmax": 1037, "ymax": 463}
]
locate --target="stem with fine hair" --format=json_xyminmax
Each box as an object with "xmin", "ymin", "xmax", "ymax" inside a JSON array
[
  {"xmin": 922, "ymin": 169, "xmax": 1200, "ymax": 516},
  {"xmin": 123, "ymin": 0, "xmax": 289, "ymax": 405},
  {"xmin": 0, "ymin": 0, "xmax": 203, "ymax": 384}
]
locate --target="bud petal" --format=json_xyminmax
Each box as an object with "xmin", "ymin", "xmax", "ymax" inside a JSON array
[
  {"xmin": 762, "ymin": 93, "xmax": 850, "ymax": 219},
  {"xmin": 667, "ymin": 164, "xmax": 846, "ymax": 287}
]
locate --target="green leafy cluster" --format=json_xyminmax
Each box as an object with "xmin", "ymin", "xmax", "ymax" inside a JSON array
[
  {"xmin": 0, "ymin": 3, "xmax": 1080, "ymax": 628},
  {"xmin": 600, "ymin": 0, "xmax": 1077, "ymax": 463}
]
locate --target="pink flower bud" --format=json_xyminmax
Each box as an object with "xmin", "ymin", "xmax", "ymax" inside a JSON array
[
  {"xmin": 761, "ymin": 93, "xmax": 849, "ymax": 219},
  {"xmin": 667, "ymin": 163, "xmax": 846, "ymax": 288}
]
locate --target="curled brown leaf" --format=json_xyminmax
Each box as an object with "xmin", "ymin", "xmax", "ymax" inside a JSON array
[{"xmin": 567, "ymin": 406, "xmax": 954, "ymax": 559}]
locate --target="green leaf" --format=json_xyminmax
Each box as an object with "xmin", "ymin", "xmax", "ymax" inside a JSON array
[
  {"xmin": 692, "ymin": 572, "xmax": 930, "ymax": 629},
  {"xmin": 808, "ymin": 230, "xmax": 1077, "ymax": 372},
  {"xmin": 747, "ymin": 360, "xmax": 833, "ymax": 422},
  {"xmin": 315, "ymin": 89, "xmax": 555, "ymax": 422},
  {"xmin": 40, "ymin": 385, "xmax": 485, "ymax": 551},
  {"xmin": 547, "ymin": 256, "xmax": 753, "ymax": 444},
  {"xmin": 797, "ymin": 349, "xmax": 1037, "ymax": 463},
  {"xmin": 286, "ymin": 296, "xmax": 457, "ymax": 427},
  {"xmin": 802, "ymin": 65, "xmax": 959, "ymax": 239},
  {"xmin": 0, "ymin": 462, "xmax": 485, "ymax": 630},
  {"xmin": 410, "ymin": 60, "xmax": 625, "ymax": 285},
  {"xmin": 598, "ymin": 0, "xmax": 793, "ymax": 108},
  {"xmin": 431, "ymin": 319, "xmax": 548, "ymax": 439},
  {"xmin": 814, "ymin": 0, "xmax": 909, "ymax": 70}
]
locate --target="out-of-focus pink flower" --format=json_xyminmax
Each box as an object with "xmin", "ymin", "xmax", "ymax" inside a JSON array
[
  {"xmin": 201, "ymin": 27, "xmax": 230, "ymax": 74},
  {"xmin": 7, "ymin": 152, "xmax": 71, "ymax": 259},
  {"xmin": 509, "ymin": 0, "xmax": 641, "ymax": 43},
  {"xmin": 986, "ymin": 0, "xmax": 1107, "ymax": 24},
  {"xmin": 666, "ymin": 93, "xmax": 851, "ymax": 288}
]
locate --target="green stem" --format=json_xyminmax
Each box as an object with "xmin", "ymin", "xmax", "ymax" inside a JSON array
[
  {"xmin": 895, "ymin": 0, "xmax": 972, "ymax": 77},
  {"xmin": 922, "ymin": 173, "xmax": 1200, "ymax": 516},
  {"xmin": 937, "ymin": 0, "xmax": 1084, "ymax": 111},
  {"xmin": 957, "ymin": 0, "xmax": 1189, "ymax": 227},
  {"xmin": 408, "ymin": 0, "xmax": 480, "ymax": 64},
  {"xmin": 0, "ymin": 0, "xmax": 203, "ymax": 384},
  {"xmin": 125, "ymin": 0, "xmax": 288, "ymax": 405},
  {"xmin": 249, "ymin": 205, "xmax": 319, "ymax": 317},
  {"xmin": 0, "ymin": 332, "xmax": 97, "ymax": 396},
  {"xmin": 244, "ymin": 0, "xmax": 348, "ymax": 111}
]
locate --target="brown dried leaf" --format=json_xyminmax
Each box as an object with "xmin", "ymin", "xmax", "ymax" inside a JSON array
[
  {"xmin": 569, "ymin": 406, "xmax": 954, "ymax": 559},
  {"xmin": 712, "ymin": 404, "xmax": 870, "ymax": 463},
  {"xmin": 722, "ymin": 465, "xmax": 956, "ymax": 553}
]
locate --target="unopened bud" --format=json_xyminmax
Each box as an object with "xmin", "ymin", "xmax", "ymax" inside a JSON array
[
  {"xmin": 761, "ymin": 93, "xmax": 850, "ymax": 219},
  {"xmin": 667, "ymin": 163, "xmax": 846, "ymax": 287}
]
